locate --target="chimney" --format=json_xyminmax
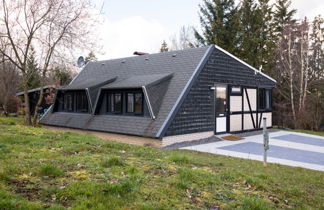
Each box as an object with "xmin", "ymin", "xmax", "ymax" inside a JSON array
[{"xmin": 133, "ymin": 51, "xmax": 149, "ymax": 56}]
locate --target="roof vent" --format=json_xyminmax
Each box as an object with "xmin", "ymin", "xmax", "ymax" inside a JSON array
[
  {"xmin": 134, "ymin": 51, "xmax": 149, "ymax": 56},
  {"xmin": 172, "ymin": 54, "xmax": 177, "ymax": 57},
  {"xmin": 121, "ymin": 60, "xmax": 126, "ymax": 63},
  {"xmin": 145, "ymin": 58, "xmax": 149, "ymax": 61},
  {"xmin": 101, "ymin": 63, "xmax": 105, "ymax": 66}
]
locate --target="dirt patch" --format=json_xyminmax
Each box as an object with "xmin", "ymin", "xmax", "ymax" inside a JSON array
[
  {"xmin": 221, "ymin": 135, "xmax": 243, "ymax": 141},
  {"xmin": 8, "ymin": 179, "xmax": 41, "ymax": 201},
  {"xmin": 43, "ymin": 126, "xmax": 162, "ymax": 148}
]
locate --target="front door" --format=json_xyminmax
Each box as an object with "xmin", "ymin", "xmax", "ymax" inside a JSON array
[{"xmin": 215, "ymin": 84, "xmax": 228, "ymax": 134}]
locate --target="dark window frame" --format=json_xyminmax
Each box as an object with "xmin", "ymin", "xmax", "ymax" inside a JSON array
[
  {"xmin": 230, "ymin": 86, "xmax": 242, "ymax": 96},
  {"xmin": 126, "ymin": 91, "xmax": 143, "ymax": 115},
  {"xmin": 107, "ymin": 92, "xmax": 123, "ymax": 114},
  {"xmin": 75, "ymin": 91, "xmax": 89, "ymax": 113},
  {"xmin": 258, "ymin": 88, "xmax": 272, "ymax": 111},
  {"xmin": 63, "ymin": 92, "xmax": 74, "ymax": 112}
]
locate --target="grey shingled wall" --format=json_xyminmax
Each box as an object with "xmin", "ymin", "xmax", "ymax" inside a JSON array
[{"xmin": 164, "ymin": 47, "xmax": 275, "ymax": 136}]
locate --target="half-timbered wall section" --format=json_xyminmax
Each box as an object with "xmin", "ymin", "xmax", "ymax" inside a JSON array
[{"xmin": 164, "ymin": 47, "xmax": 275, "ymax": 136}]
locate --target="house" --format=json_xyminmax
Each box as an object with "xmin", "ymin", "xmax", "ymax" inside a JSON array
[
  {"xmin": 40, "ymin": 45, "xmax": 276, "ymax": 146},
  {"xmin": 16, "ymin": 85, "xmax": 56, "ymax": 115}
]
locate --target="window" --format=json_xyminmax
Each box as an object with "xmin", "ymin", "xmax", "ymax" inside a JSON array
[
  {"xmin": 127, "ymin": 92, "xmax": 143, "ymax": 114},
  {"xmin": 63, "ymin": 93, "xmax": 73, "ymax": 111},
  {"xmin": 107, "ymin": 93, "xmax": 122, "ymax": 113},
  {"xmin": 258, "ymin": 89, "xmax": 271, "ymax": 110},
  {"xmin": 134, "ymin": 93, "xmax": 143, "ymax": 113},
  {"xmin": 215, "ymin": 85, "xmax": 227, "ymax": 113},
  {"xmin": 231, "ymin": 86, "xmax": 242, "ymax": 95},
  {"xmin": 127, "ymin": 93, "xmax": 134, "ymax": 112},
  {"xmin": 76, "ymin": 92, "xmax": 88, "ymax": 113}
]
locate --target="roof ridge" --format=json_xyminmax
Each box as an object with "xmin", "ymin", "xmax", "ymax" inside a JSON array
[{"xmin": 90, "ymin": 45, "xmax": 212, "ymax": 64}]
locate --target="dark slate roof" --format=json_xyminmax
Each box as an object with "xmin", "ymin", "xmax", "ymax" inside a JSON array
[
  {"xmin": 102, "ymin": 73, "xmax": 173, "ymax": 89},
  {"xmin": 40, "ymin": 45, "xmax": 276, "ymax": 138},
  {"xmin": 16, "ymin": 85, "xmax": 56, "ymax": 96},
  {"xmin": 41, "ymin": 46, "xmax": 213, "ymax": 138},
  {"xmin": 61, "ymin": 76, "xmax": 117, "ymax": 90}
]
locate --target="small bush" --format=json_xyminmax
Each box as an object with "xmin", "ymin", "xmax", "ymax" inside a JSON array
[
  {"xmin": 169, "ymin": 155, "xmax": 190, "ymax": 164},
  {"xmin": 38, "ymin": 164, "xmax": 64, "ymax": 177},
  {"xmin": 101, "ymin": 157, "xmax": 125, "ymax": 168}
]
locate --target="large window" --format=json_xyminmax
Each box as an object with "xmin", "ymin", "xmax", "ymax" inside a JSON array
[
  {"xmin": 60, "ymin": 91, "xmax": 89, "ymax": 113},
  {"xmin": 107, "ymin": 93, "xmax": 122, "ymax": 114},
  {"xmin": 127, "ymin": 92, "xmax": 143, "ymax": 114},
  {"xmin": 76, "ymin": 92, "xmax": 88, "ymax": 113},
  {"xmin": 258, "ymin": 88, "xmax": 271, "ymax": 110},
  {"xmin": 106, "ymin": 90, "xmax": 144, "ymax": 115},
  {"xmin": 63, "ymin": 93, "xmax": 73, "ymax": 111}
]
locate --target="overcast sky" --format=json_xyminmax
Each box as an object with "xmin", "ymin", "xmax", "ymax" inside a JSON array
[{"xmin": 92, "ymin": 0, "xmax": 324, "ymax": 59}]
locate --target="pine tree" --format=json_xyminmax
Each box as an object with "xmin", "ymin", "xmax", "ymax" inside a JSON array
[
  {"xmin": 194, "ymin": 0, "xmax": 240, "ymax": 55},
  {"xmin": 238, "ymin": 0, "xmax": 261, "ymax": 68},
  {"xmin": 273, "ymin": 0, "xmax": 297, "ymax": 35},
  {"xmin": 257, "ymin": 0, "xmax": 276, "ymax": 73},
  {"xmin": 26, "ymin": 47, "xmax": 41, "ymax": 89},
  {"xmin": 309, "ymin": 16, "xmax": 324, "ymax": 81},
  {"xmin": 85, "ymin": 51, "xmax": 97, "ymax": 64},
  {"xmin": 160, "ymin": 40, "xmax": 169, "ymax": 52},
  {"xmin": 53, "ymin": 67, "xmax": 72, "ymax": 86}
]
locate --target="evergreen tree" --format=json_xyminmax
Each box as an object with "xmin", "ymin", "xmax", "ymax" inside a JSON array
[
  {"xmin": 85, "ymin": 51, "xmax": 97, "ymax": 64},
  {"xmin": 309, "ymin": 16, "xmax": 324, "ymax": 81},
  {"xmin": 160, "ymin": 40, "xmax": 169, "ymax": 52},
  {"xmin": 238, "ymin": 0, "xmax": 261, "ymax": 68},
  {"xmin": 257, "ymin": 0, "xmax": 276, "ymax": 72},
  {"xmin": 53, "ymin": 67, "xmax": 72, "ymax": 86},
  {"xmin": 273, "ymin": 0, "xmax": 297, "ymax": 35},
  {"xmin": 26, "ymin": 47, "xmax": 41, "ymax": 89},
  {"xmin": 194, "ymin": 0, "xmax": 240, "ymax": 55}
]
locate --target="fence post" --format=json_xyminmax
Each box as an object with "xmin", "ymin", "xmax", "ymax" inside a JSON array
[{"xmin": 263, "ymin": 117, "xmax": 269, "ymax": 167}]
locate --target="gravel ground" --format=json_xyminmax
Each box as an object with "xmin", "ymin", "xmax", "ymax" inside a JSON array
[
  {"xmin": 162, "ymin": 135, "xmax": 222, "ymax": 150},
  {"xmin": 235, "ymin": 128, "xmax": 280, "ymax": 137},
  {"xmin": 163, "ymin": 129, "xmax": 280, "ymax": 150}
]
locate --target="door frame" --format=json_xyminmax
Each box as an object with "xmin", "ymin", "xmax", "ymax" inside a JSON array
[{"xmin": 214, "ymin": 83, "xmax": 229, "ymax": 135}]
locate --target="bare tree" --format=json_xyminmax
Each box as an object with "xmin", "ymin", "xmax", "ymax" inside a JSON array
[
  {"xmin": 273, "ymin": 16, "xmax": 324, "ymax": 129},
  {"xmin": 0, "ymin": 0, "xmax": 100, "ymax": 125},
  {"xmin": 169, "ymin": 26, "xmax": 195, "ymax": 51}
]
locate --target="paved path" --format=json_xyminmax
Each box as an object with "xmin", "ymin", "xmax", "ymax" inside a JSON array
[{"xmin": 182, "ymin": 131, "xmax": 324, "ymax": 171}]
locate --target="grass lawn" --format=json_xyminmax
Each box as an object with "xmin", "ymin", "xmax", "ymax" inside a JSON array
[
  {"xmin": 0, "ymin": 117, "xmax": 324, "ymax": 209},
  {"xmin": 292, "ymin": 129, "xmax": 324, "ymax": 137}
]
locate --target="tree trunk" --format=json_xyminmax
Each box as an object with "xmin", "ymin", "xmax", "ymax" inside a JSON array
[
  {"xmin": 23, "ymin": 74, "xmax": 32, "ymax": 125},
  {"xmin": 299, "ymin": 37, "xmax": 304, "ymax": 112},
  {"xmin": 287, "ymin": 34, "xmax": 297, "ymax": 126},
  {"xmin": 32, "ymin": 85, "xmax": 44, "ymax": 126}
]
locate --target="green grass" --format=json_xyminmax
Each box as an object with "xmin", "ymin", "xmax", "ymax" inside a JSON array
[
  {"xmin": 0, "ymin": 117, "xmax": 324, "ymax": 209},
  {"xmin": 292, "ymin": 129, "xmax": 324, "ymax": 137},
  {"xmin": 38, "ymin": 164, "xmax": 64, "ymax": 177}
]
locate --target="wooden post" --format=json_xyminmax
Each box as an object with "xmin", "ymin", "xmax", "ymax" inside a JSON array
[{"xmin": 263, "ymin": 117, "xmax": 269, "ymax": 167}]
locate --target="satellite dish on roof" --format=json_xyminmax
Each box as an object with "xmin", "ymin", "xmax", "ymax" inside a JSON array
[{"xmin": 77, "ymin": 56, "xmax": 85, "ymax": 68}]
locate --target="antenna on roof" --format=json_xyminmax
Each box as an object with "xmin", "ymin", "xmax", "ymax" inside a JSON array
[{"xmin": 77, "ymin": 56, "xmax": 85, "ymax": 68}]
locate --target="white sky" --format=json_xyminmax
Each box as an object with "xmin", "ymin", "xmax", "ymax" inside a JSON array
[{"xmin": 91, "ymin": 0, "xmax": 324, "ymax": 59}]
